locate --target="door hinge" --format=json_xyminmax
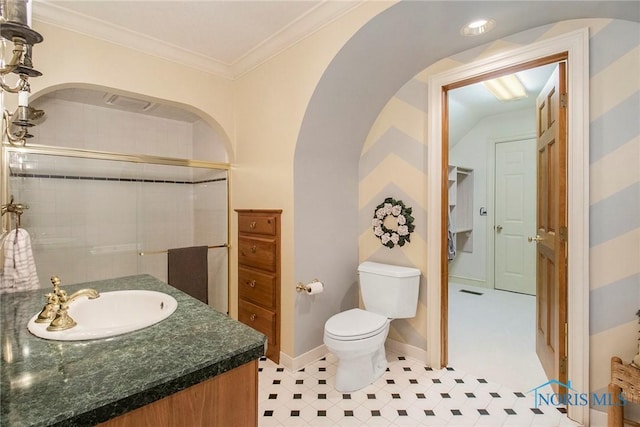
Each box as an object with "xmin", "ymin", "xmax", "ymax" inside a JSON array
[
  {"xmin": 560, "ymin": 356, "xmax": 568, "ymax": 375},
  {"xmin": 560, "ymin": 93, "xmax": 568, "ymax": 109},
  {"xmin": 559, "ymin": 226, "xmax": 568, "ymax": 242}
]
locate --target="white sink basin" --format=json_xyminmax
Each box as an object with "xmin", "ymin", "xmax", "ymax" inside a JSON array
[{"xmin": 27, "ymin": 290, "xmax": 178, "ymax": 341}]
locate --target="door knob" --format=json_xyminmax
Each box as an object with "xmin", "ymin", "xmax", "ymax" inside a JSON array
[
  {"xmin": 528, "ymin": 235, "xmax": 543, "ymax": 242},
  {"xmin": 496, "ymin": 225, "xmax": 503, "ymax": 232}
]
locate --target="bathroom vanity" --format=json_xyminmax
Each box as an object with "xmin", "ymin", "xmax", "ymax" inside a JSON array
[{"xmin": 0, "ymin": 275, "xmax": 266, "ymax": 427}]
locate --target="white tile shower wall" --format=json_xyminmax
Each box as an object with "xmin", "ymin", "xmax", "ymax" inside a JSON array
[
  {"xmin": 12, "ymin": 164, "xmax": 195, "ymax": 287},
  {"xmin": 11, "ymin": 164, "xmax": 229, "ymax": 311},
  {"xmin": 13, "ymin": 98, "xmax": 229, "ymax": 308},
  {"xmin": 31, "ymin": 99, "xmax": 195, "ymax": 160},
  {"xmin": 194, "ymin": 180, "xmax": 228, "ymax": 313},
  {"xmin": 24, "ymin": 100, "xmax": 198, "ymax": 286},
  {"xmin": 137, "ymin": 181, "xmax": 195, "ymax": 282}
]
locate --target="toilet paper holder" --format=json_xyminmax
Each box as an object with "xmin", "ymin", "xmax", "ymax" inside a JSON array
[{"xmin": 296, "ymin": 279, "xmax": 321, "ymax": 293}]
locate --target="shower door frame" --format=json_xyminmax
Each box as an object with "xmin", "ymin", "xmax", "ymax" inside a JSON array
[{"xmin": 1, "ymin": 143, "xmax": 232, "ymax": 313}]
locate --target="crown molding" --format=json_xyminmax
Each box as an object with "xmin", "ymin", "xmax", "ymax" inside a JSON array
[
  {"xmin": 32, "ymin": 0, "xmax": 234, "ymax": 79},
  {"xmin": 32, "ymin": 0, "xmax": 365, "ymax": 81},
  {"xmin": 230, "ymin": 1, "xmax": 364, "ymax": 78}
]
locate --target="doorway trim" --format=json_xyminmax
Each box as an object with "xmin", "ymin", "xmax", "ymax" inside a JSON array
[{"xmin": 426, "ymin": 28, "xmax": 589, "ymax": 424}]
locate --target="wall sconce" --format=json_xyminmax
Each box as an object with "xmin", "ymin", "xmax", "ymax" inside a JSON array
[{"xmin": 1, "ymin": 0, "xmax": 45, "ymax": 146}]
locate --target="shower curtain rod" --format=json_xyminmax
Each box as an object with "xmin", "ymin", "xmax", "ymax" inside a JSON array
[{"xmin": 138, "ymin": 244, "xmax": 228, "ymax": 256}]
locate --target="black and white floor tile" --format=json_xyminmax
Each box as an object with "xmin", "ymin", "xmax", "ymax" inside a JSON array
[{"xmin": 258, "ymin": 352, "xmax": 578, "ymax": 427}]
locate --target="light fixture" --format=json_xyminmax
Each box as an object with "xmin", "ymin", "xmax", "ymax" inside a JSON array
[
  {"xmin": 1, "ymin": 0, "xmax": 45, "ymax": 146},
  {"xmin": 483, "ymin": 74, "xmax": 528, "ymax": 102},
  {"xmin": 461, "ymin": 18, "xmax": 496, "ymax": 36}
]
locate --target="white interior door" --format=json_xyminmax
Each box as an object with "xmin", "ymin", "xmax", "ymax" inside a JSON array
[{"xmin": 494, "ymin": 139, "xmax": 537, "ymax": 295}]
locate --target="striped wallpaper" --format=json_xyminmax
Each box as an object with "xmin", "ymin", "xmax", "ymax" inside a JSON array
[{"xmin": 359, "ymin": 18, "xmax": 639, "ymax": 398}]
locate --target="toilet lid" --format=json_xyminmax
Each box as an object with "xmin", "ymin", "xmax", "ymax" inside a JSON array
[{"xmin": 325, "ymin": 308, "xmax": 388, "ymax": 340}]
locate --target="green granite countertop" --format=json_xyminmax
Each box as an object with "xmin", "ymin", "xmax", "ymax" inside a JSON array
[{"xmin": 0, "ymin": 275, "xmax": 266, "ymax": 427}]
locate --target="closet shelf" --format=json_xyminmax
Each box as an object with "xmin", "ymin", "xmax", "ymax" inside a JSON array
[
  {"xmin": 455, "ymin": 227, "xmax": 472, "ymax": 233},
  {"xmin": 448, "ymin": 165, "xmax": 474, "ymax": 253}
]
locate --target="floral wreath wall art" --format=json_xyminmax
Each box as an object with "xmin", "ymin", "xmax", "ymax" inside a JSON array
[{"xmin": 372, "ymin": 197, "xmax": 415, "ymax": 248}]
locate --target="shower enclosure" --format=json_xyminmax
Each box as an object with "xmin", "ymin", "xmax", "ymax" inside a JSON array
[
  {"xmin": 0, "ymin": 88, "xmax": 231, "ymax": 314},
  {"xmin": 2, "ymin": 146, "xmax": 229, "ymax": 313}
]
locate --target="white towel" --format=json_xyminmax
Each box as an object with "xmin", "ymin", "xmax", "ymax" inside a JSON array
[{"xmin": 0, "ymin": 228, "xmax": 40, "ymax": 293}]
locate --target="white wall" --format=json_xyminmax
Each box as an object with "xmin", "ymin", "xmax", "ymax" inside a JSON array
[
  {"xmin": 449, "ymin": 108, "xmax": 535, "ymax": 285},
  {"xmin": 233, "ymin": 1, "xmax": 394, "ymax": 357}
]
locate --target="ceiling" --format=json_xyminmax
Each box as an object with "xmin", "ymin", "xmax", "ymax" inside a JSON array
[
  {"xmin": 33, "ymin": 0, "xmax": 363, "ymax": 79},
  {"xmin": 448, "ymin": 63, "xmax": 557, "ymax": 144},
  {"xmin": 31, "ymin": 0, "xmax": 365, "ymax": 123},
  {"xmin": 31, "ymin": 1, "xmax": 560, "ymax": 127}
]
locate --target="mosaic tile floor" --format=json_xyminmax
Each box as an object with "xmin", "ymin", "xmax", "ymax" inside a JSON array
[{"xmin": 258, "ymin": 352, "xmax": 578, "ymax": 427}]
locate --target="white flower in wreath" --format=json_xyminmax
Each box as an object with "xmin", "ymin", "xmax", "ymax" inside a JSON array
[
  {"xmin": 390, "ymin": 233, "xmax": 400, "ymax": 245},
  {"xmin": 372, "ymin": 197, "xmax": 414, "ymax": 249}
]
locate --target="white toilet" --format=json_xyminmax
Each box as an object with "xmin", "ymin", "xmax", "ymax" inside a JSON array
[{"xmin": 323, "ymin": 261, "xmax": 421, "ymax": 392}]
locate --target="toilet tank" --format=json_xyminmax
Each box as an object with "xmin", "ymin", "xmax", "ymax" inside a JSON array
[{"xmin": 358, "ymin": 261, "xmax": 421, "ymax": 319}]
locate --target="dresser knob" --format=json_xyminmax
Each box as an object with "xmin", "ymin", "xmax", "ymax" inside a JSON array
[
  {"xmin": 248, "ymin": 280, "xmax": 256, "ymax": 288},
  {"xmin": 250, "ymin": 313, "xmax": 257, "ymax": 321},
  {"xmin": 250, "ymin": 221, "xmax": 257, "ymax": 229},
  {"xmin": 251, "ymin": 245, "xmax": 257, "ymax": 253}
]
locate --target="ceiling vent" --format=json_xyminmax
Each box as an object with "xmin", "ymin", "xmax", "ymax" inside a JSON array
[{"xmin": 104, "ymin": 94, "xmax": 154, "ymax": 112}]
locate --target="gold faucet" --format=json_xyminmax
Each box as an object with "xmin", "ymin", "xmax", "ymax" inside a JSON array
[{"xmin": 38, "ymin": 276, "xmax": 100, "ymax": 331}]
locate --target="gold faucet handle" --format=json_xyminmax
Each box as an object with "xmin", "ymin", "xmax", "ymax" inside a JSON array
[
  {"xmin": 50, "ymin": 276, "xmax": 61, "ymax": 287},
  {"xmin": 47, "ymin": 306, "xmax": 76, "ymax": 331},
  {"xmin": 34, "ymin": 292, "xmax": 60, "ymax": 323}
]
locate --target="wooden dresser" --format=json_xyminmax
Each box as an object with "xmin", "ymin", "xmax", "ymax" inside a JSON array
[{"xmin": 236, "ymin": 209, "xmax": 281, "ymax": 364}]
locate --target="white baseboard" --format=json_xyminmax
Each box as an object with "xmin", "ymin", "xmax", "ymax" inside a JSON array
[
  {"xmin": 385, "ymin": 339, "xmax": 429, "ymax": 366},
  {"xmin": 279, "ymin": 339, "xmax": 430, "ymax": 372},
  {"xmin": 279, "ymin": 344, "xmax": 328, "ymax": 372},
  {"xmin": 448, "ymin": 275, "xmax": 490, "ymax": 289}
]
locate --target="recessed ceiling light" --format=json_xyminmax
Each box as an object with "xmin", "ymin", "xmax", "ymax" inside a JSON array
[{"xmin": 461, "ymin": 18, "xmax": 496, "ymax": 36}]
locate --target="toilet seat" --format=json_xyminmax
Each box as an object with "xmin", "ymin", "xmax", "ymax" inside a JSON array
[{"xmin": 325, "ymin": 308, "xmax": 388, "ymax": 341}]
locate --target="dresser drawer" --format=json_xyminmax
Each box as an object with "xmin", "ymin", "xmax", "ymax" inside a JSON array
[
  {"xmin": 239, "ymin": 267, "xmax": 276, "ymax": 309},
  {"xmin": 239, "ymin": 299, "xmax": 276, "ymax": 347},
  {"xmin": 238, "ymin": 237, "xmax": 276, "ymax": 271},
  {"xmin": 238, "ymin": 214, "xmax": 277, "ymax": 236}
]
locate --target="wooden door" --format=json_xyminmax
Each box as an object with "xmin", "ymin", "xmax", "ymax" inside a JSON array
[
  {"xmin": 494, "ymin": 139, "xmax": 537, "ymax": 295},
  {"xmin": 535, "ymin": 63, "xmax": 568, "ymax": 392}
]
